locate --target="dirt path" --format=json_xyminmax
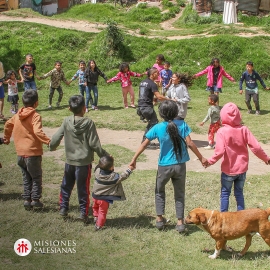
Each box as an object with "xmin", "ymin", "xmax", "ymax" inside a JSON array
[
  {"xmin": 1, "ymin": 12, "xmax": 270, "ymax": 40},
  {"xmin": 42, "ymin": 127, "xmax": 270, "ymax": 176}
]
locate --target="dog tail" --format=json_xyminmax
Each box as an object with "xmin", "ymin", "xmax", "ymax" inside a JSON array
[{"xmin": 266, "ymin": 208, "xmax": 270, "ymax": 216}]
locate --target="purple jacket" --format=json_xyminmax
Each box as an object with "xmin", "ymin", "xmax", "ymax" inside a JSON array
[{"xmin": 195, "ymin": 65, "xmax": 235, "ymax": 88}]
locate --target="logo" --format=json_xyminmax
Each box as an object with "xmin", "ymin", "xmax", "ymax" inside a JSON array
[{"xmin": 14, "ymin": 238, "xmax": 32, "ymax": 256}]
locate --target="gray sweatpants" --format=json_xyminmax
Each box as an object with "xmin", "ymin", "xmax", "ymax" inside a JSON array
[
  {"xmin": 155, "ymin": 163, "xmax": 186, "ymax": 219},
  {"xmin": 17, "ymin": 156, "xmax": 42, "ymax": 200}
]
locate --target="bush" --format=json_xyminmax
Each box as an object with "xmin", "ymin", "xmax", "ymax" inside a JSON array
[{"xmin": 128, "ymin": 6, "xmax": 162, "ymax": 23}]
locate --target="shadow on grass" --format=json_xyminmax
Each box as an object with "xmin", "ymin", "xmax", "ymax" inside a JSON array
[
  {"xmin": 92, "ymin": 105, "xmax": 126, "ymax": 111},
  {"xmin": 193, "ymin": 139, "xmax": 209, "ymax": 148},
  {"xmin": 106, "ymin": 215, "xmax": 155, "ymax": 228},
  {"xmin": 238, "ymin": 107, "xmax": 270, "ymax": 115},
  {"xmin": 0, "ymin": 192, "xmax": 22, "ymax": 201},
  {"xmin": 37, "ymin": 105, "xmax": 69, "ymax": 112},
  {"xmin": 201, "ymin": 247, "xmax": 270, "ymax": 260}
]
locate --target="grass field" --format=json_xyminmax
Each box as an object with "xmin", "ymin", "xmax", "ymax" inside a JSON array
[{"xmin": 0, "ymin": 4, "xmax": 270, "ymax": 269}]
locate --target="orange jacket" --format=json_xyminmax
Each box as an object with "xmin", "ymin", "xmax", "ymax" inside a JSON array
[{"xmin": 4, "ymin": 107, "xmax": 50, "ymax": 156}]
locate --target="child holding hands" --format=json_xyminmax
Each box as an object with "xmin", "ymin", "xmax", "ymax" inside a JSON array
[
  {"xmin": 39, "ymin": 61, "xmax": 69, "ymax": 108},
  {"xmin": 107, "ymin": 62, "xmax": 143, "ymax": 108},
  {"xmin": 4, "ymin": 70, "xmax": 23, "ymax": 114},
  {"xmin": 200, "ymin": 94, "xmax": 221, "ymax": 150},
  {"xmin": 203, "ymin": 102, "xmax": 270, "ymax": 212},
  {"xmin": 92, "ymin": 156, "xmax": 134, "ymax": 230}
]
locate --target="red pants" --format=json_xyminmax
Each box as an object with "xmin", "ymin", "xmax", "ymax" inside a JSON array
[
  {"xmin": 208, "ymin": 120, "xmax": 221, "ymax": 146},
  {"xmin": 92, "ymin": 198, "xmax": 109, "ymax": 227}
]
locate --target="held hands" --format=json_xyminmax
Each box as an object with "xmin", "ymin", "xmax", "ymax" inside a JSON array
[
  {"xmin": 199, "ymin": 122, "xmax": 204, "ymax": 126},
  {"xmin": 129, "ymin": 160, "xmax": 136, "ymax": 170},
  {"xmin": 128, "ymin": 165, "xmax": 135, "ymax": 171},
  {"xmin": 201, "ymin": 158, "xmax": 210, "ymax": 168}
]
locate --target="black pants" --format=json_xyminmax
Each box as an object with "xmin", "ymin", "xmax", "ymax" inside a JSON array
[
  {"xmin": 17, "ymin": 156, "xmax": 42, "ymax": 200},
  {"xmin": 137, "ymin": 106, "xmax": 158, "ymax": 142},
  {"xmin": 59, "ymin": 163, "xmax": 92, "ymax": 216},
  {"xmin": 49, "ymin": 86, "xmax": 63, "ymax": 105},
  {"xmin": 245, "ymin": 90, "xmax": 259, "ymax": 111}
]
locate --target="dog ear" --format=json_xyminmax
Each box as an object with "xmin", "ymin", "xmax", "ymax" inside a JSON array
[{"xmin": 197, "ymin": 213, "xmax": 206, "ymax": 224}]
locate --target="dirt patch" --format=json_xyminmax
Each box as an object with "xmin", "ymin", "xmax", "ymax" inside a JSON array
[{"xmin": 42, "ymin": 127, "xmax": 270, "ymax": 176}]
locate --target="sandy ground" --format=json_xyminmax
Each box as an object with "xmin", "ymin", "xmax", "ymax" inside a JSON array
[{"xmin": 42, "ymin": 127, "xmax": 270, "ymax": 175}]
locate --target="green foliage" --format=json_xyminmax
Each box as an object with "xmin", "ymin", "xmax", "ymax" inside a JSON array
[
  {"xmin": 238, "ymin": 12, "xmax": 270, "ymax": 26},
  {"xmin": 128, "ymin": 6, "xmax": 162, "ymax": 23},
  {"xmin": 178, "ymin": 3, "xmax": 222, "ymax": 25},
  {"xmin": 162, "ymin": 0, "xmax": 174, "ymax": 9},
  {"xmin": 104, "ymin": 20, "xmax": 124, "ymax": 53}
]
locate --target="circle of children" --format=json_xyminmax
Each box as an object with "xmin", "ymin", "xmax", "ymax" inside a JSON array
[{"xmin": 1, "ymin": 53, "xmax": 270, "ymax": 232}]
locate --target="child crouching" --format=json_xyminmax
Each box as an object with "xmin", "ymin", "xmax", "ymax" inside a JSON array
[{"xmin": 92, "ymin": 156, "xmax": 134, "ymax": 230}]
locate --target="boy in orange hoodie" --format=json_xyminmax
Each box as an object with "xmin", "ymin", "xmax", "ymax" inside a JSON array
[{"xmin": 4, "ymin": 90, "xmax": 50, "ymax": 209}]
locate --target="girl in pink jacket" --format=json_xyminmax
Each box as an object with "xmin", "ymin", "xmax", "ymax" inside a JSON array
[
  {"xmin": 204, "ymin": 102, "xmax": 270, "ymax": 212},
  {"xmin": 193, "ymin": 58, "xmax": 235, "ymax": 96},
  {"xmin": 107, "ymin": 62, "xmax": 143, "ymax": 109}
]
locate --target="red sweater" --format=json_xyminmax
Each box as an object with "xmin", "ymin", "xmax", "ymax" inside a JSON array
[{"xmin": 4, "ymin": 107, "xmax": 50, "ymax": 156}]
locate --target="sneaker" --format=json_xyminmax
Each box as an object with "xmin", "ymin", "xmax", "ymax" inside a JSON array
[
  {"xmin": 59, "ymin": 208, "xmax": 68, "ymax": 217},
  {"xmin": 85, "ymin": 108, "xmax": 88, "ymax": 113},
  {"xmin": 24, "ymin": 200, "xmax": 32, "ymax": 210},
  {"xmin": 77, "ymin": 213, "xmax": 90, "ymax": 224},
  {"xmin": 31, "ymin": 200, "xmax": 44, "ymax": 208},
  {"xmin": 204, "ymin": 145, "xmax": 214, "ymax": 150},
  {"xmin": 94, "ymin": 106, "xmax": 98, "ymax": 111},
  {"xmin": 247, "ymin": 110, "xmax": 252, "ymax": 114},
  {"xmin": 94, "ymin": 224, "xmax": 103, "ymax": 231},
  {"xmin": 156, "ymin": 217, "xmax": 170, "ymax": 230},
  {"xmin": 94, "ymin": 216, "xmax": 98, "ymax": 223},
  {"xmin": 255, "ymin": 110, "xmax": 260, "ymax": 115},
  {"xmin": 125, "ymin": 106, "xmax": 129, "ymax": 109},
  {"xmin": 48, "ymin": 105, "xmax": 52, "ymax": 109},
  {"xmin": 175, "ymin": 224, "xmax": 186, "ymax": 233},
  {"xmin": 56, "ymin": 102, "xmax": 60, "ymax": 107},
  {"xmin": 91, "ymin": 105, "xmax": 95, "ymax": 110},
  {"xmin": 130, "ymin": 104, "xmax": 136, "ymax": 108}
]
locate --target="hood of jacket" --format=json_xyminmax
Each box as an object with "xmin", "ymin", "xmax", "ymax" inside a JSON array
[
  {"xmin": 220, "ymin": 102, "xmax": 241, "ymax": 127},
  {"xmin": 18, "ymin": 107, "xmax": 36, "ymax": 120},
  {"xmin": 67, "ymin": 116, "xmax": 91, "ymax": 135}
]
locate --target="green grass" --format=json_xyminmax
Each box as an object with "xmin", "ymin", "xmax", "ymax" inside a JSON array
[
  {"xmin": 1, "ymin": 10, "xmax": 270, "ymax": 269},
  {"xmin": 1, "ymin": 142, "xmax": 270, "ymax": 269}
]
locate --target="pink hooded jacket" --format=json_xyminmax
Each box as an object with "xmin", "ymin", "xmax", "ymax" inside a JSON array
[
  {"xmin": 208, "ymin": 103, "xmax": 270, "ymax": 175},
  {"xmin": 194, "ymin": 65, "xmax": 235, "ymax": 88}
]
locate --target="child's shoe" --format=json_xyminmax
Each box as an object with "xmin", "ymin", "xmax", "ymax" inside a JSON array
[
  {"xmin": 59, "ymin": 208, "xmax": 68, "ymax": 217},
  {"xmin": 94, "ymin": 106, "xmax": 98, "ymax": 111},
  {"xmin": 48, "ymin": 105, "xmax": 52, "ymax": 109},
  {"xmin": 204, "ymin": 145, "xmax": 214, "ymax": 150},
  {"xmin": 255, "ymin": 110, "xmax": 260, "ymax": 115},
  {"xmin": 93, "ymin": 216, "xmax": 98, "ymax": 223},
  {"xmin": 31, "ymin": 200, "xmax": 44, "ymax": 208},
  {"xmin": 56, "ymin": 102, "xmax": 60, "ymax": 107},
  {"xmin": 125, "ymin": 106, "xmax": 129, "ymax": 109},
  {"xmin": 94, "ymin": 224, "xmax": 103, "ymax": 231},
  {"xmin": 91, "ymin": 105, "xmax": 95, "ymax": 110},
  {"xmin": 130, "ymin": 104, "xmax": 136, "ymax": 108},
  {"xmin": 85, "ymin": 108, "xmax": 88, "ymax": 113},
  {"xmin": 24, "ymin": 200, "xmax": 32, "ymax": 210},
  {"xmin": 77, "ymin": 213, "xmax": 90, "ymax": 224}
]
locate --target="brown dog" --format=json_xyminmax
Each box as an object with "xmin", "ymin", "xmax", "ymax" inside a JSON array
[{"xmin": 185, "ymin": 207, "xmax": 270, "ymax": 259}]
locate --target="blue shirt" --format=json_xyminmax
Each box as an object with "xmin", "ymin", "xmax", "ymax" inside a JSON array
[
  {"xmin": 146, "ymin": 120, "xmax": 191, "ymax": 166},
  {"xmin": 160, "ymin": 69, "xmax": 173, "ymax": 88},
  {"xmin": 239, "ymin": 70, "xmax": 266, "ymax": 90},
  {"xmin": 71, "ymin": 69, "xmax": 86, "ymax": 85}
]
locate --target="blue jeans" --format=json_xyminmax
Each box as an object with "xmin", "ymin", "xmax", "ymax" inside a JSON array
[
  {"xmin": 24, "ymin": 81, "xmax": 37, "ymax": 91},
  {"xmin": 79, "ymin": 85, "xmax": 90, "ymax": 108},
  {"xmin": 87, "ymin": 84, "xmax": 98, "ymax": 107},
  {"xmin": 220, "ymin": 172, "xmax": 246, "ymax": 212}
]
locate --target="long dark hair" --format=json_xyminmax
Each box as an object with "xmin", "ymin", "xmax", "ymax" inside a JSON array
[
  {"xmin": 158, "ymin": 100, "xmax": 187, "ymax": 160},
  {"xmin": 173, "ymin": 72, "xmax": 193, "ymax": 87}
]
